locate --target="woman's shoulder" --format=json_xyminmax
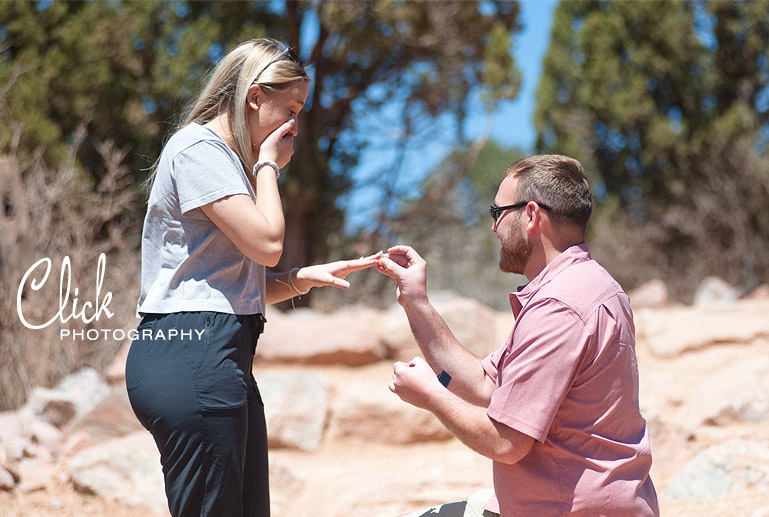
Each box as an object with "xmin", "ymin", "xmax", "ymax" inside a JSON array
[
  {"xmin": 159, "ymin": 124, "xmax": 245, "ymax": 185},
  {"xmin": 152, "ymin": 123, "xmax": 236, "ymax": 184},
  {"xmin": 166, "ymin": 123, "xmax": 229, "ymax": 153}
]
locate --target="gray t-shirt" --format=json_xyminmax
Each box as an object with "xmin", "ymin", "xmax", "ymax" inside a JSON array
[{"xmin": 137, "ymin": 123, "xmax": 266, "ymax": 316}]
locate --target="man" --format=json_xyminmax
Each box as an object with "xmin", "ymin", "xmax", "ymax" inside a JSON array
[{"xmin": 376, "ymin": 155, "xmax": 659, "ymax": 516}]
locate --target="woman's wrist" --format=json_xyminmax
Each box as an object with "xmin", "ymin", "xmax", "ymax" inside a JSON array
[
  {"xmin": 253, "ymin": 160, "xmax": 280, "ymax": 179},
  {"xmin": 289, "ymin": 267, "xmax": 312, "ymax": 295}
]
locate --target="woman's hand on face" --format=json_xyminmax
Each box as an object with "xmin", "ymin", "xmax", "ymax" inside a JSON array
[
  {"xmin": 258, "ymin": 118, "xmax": 296, "ymax": 169},
  {"xmin": 295, "ymin": 253, "xmax": 382, "ymax": 291}
]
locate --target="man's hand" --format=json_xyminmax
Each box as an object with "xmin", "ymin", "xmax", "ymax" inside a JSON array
[
  {"xmin": 389, "ymin": 357, "xmax": 444, "ymax": 410},
  {"xmin": 376, "ymin": 245, "xmax": 429, "ymax": 308},
  {"xmin": 391, "ymin": 358, "xmax": 536, "ymax": 466}
]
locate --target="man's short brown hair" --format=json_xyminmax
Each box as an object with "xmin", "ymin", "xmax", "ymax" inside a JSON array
[{"xmin": 506, "ymin": 154, "xmax": 593, "ymax": 232}]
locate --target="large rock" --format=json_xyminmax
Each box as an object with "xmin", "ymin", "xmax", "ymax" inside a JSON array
[
  {"xmin": 105, "ymin": 339, "xmax": 132, "ymax": 383},
  {"xmin": 20, "ymin": 387, "xmax": 77, "ymax": 429},
  {"xmin": 68, "ymin": 385, "xmax": 144, "ymax": 444},
  {"xmin": 635, "ymin": 299, "xmax": 769, "ymax": 357},
  {"xmin": 663, "ymin": 439, "xmax": 769, "ymax": 501},
  {"xmin": 25, "ymin": 419, "xmax": 63, "ymax": 458},
  {"xmin": 0, "ymin": 411, "xmax": 23, "ymax": 445},
  {"xmin": 628, "ymin": 279, "xmax": 669, "ymax": 309},
  {"xmin": 259, "ymin": 370, "xmax": 329, "ymax": 451},
  {"xmin": 67, "ymin": 431, "xmax": 167, "ymax": 515},
  {"xmin": 268, "ymin": 457, "xmax": 305, "ymax": 515},
  {"xmin": 0, "ymin": 445, "xmax": 18, "ymax": 491},
  {"xmin": 15, "ymin": 368, "xmax": 114, "ymax": 462},
  {"xmin": 0, "ymin": 465, "xmax": 15, "ymax": 491},
  {"xmin": 678, "ymin": 355, "xmax": 769, "ymax": 426},
  {"xmin": 327, "ymin": 376, "xmax": 452, "ymax": 444},
  {"xmin": 53, "ymin": 367, "xmax": 112, "ymax": 422},
  {"xmin": 748, "ymin": 284, "xmax": 769, "ymax": 300},
  {"xmin": 15, "ymin": 458, "xmax": 54, "ymax": 493},
  {"xmin": 381, "ymin": 294, "xmax": 504, "ymax": 362},
  {"xmin": 693, "ymin": 276, "xmax": 740, "ymax": 305},
  {"xmin": 637, "ymin": 367, "xmax": 685, "ymax": 424},
  {"xmin": 256, "ymin": 307, "xmax": 386, "ymax": 366},
  {"xmin": 269, "ymin": 440, "xmax": 493, "ymax": 516}
]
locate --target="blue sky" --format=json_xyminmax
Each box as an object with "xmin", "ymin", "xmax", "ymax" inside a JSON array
[
  {"xmin": 466, "ymin": 0, "xmax": 558, "ymax": 150},
  {"xmin": 345, "ymin": 0, "xmax": 558, "ymax": 231}
]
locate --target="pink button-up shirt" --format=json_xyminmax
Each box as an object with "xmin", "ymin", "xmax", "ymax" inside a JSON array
[{"xmin": 481, "ymin": 244, "xmax": 659, "ymax": 516}]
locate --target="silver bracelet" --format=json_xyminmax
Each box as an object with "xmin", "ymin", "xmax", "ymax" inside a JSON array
[{"xmin": 253, "ymin": 160, "xmax": 280, "ymax": 179}]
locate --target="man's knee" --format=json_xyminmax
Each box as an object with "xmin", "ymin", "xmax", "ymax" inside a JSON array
[{"xmin": 402, "ymin": 487, "xmax": 496, "ymax": 517}]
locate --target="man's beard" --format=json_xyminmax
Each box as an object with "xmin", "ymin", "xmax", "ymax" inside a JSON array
[{"xmin": 499, "ymin": 222, "xmax": 532, "ymax": 274}]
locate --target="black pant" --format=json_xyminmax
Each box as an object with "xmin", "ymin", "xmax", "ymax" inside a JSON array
[{"xmin": 126, "ymin": 311, "xmax": 268, "ymax": 517}]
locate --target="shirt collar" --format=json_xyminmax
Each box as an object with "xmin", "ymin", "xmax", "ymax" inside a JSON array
[{"xmin": 508, "ymin": 242, "xmax": 592, "ymax": 318}]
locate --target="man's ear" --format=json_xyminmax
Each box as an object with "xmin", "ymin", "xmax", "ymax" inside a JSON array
[
  {"xmin": 525, "ymin": 203, "xmax": 539, "ymax": 233},
  {"xmin": 247, "ymin": 84, "xmax": 261, "ymax": 111}
]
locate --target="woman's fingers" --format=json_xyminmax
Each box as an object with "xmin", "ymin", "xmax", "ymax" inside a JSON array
[
  {"xmin": 344, "ymin": 254, "xmax": 380, "ymax": 271},
  {"xmin": 328, "ymin": 276, "xmax": 351, "ymax": 289},
  {"xmin": 276, "ymin": 118, "xmax": 296, "ymax": 138},
  {"xmin": 260, "ymin": 119, "xmax": 296, "ymax": 167}
]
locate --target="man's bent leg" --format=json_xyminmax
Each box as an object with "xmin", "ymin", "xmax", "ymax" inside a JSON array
[{"xmin": 408, "ymin": 489, "xmax": 497, "ymax": 517}]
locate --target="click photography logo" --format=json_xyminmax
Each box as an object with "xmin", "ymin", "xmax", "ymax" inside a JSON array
[{"xmin": 15, "ymin": 253, "xmax": 201, "ymax": 342}]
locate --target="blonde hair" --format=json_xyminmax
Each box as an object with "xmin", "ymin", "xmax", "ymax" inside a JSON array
[
  {"xmin": 183, "ymin": 38, "xmax": 309, "ymax": 170},
  {"xmin": 146, "ymin": 38, "xmax": 308, "ymax": 187}
]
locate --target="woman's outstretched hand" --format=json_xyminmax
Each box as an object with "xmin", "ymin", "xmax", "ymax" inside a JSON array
[{"xmin": 295, "ymin": 252, "xmax": 382, "ymax": 291}]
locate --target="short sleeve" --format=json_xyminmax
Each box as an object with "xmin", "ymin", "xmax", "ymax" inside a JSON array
[
  {"xmin": 482, "ymin": 343, "xmax": 506, "ymax": 383},
  {"xmin": 174, "ymin": 139, "xmax": 251, "ymax": 215},
  {"xmin": 486, "ymin": 298, "xmax": 589, "ymax": 442}
]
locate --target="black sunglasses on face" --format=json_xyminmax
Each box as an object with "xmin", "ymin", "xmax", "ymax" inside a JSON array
[{"xmin": 489, "ymin": 201, "xmax": 553, "ymax": 223}]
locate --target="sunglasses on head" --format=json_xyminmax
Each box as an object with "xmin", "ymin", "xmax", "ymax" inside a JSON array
[{"xmin": 253, "ymin": 44, "xmax": 307, "ymax": 83}]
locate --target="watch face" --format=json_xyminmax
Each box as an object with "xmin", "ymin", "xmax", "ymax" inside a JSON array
[{"xmin": 438, "ymin": 370, "xmax": 452, "ymax": 387}]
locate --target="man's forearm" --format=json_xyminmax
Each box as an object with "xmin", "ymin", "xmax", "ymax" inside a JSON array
[
  {"xmin": 402, "ymin": 299, "xmax": 491, "ymax": 406},
  {"xmin": 427, "ymin": 386, "xmax": 533, "ymax": 465}
]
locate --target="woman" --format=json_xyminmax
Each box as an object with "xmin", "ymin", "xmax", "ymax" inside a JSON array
[{"xmin": 125, "ymin": 39, "xmax": 377, "ymax": 517}]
